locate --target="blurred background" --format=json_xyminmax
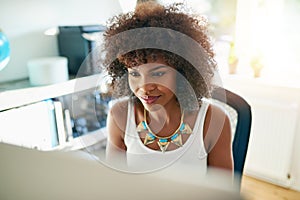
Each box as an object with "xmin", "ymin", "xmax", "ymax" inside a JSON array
[{"xmin": 0, "ymin": 0, "xmax": 299, "ymax": 83}]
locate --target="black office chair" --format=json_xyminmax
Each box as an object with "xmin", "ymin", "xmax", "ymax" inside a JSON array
[{"xmin": 212, "ymin": 86, "xmax": 252, "ymax": 188}]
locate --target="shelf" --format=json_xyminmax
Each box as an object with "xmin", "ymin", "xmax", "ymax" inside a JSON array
[
  {"xmin": 52, "ymin": 128, "xmax": 107, "ymax": 151},
  {"xmin": 0, "ymin": 74, "xmax": 102, "ymax": 111},
  {"xmin": 0, "ymin": 74, "xmax": 109, "ymax": 152}
]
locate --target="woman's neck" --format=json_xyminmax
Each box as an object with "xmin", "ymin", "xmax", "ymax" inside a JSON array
[{"xmin": 146, "ymin": 98, "xmax": 181, "ymax": 134}]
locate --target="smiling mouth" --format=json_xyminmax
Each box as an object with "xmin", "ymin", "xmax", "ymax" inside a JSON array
[{"xmin": 140, "ymin": 96, "xmax": 160, "ymax": 104}]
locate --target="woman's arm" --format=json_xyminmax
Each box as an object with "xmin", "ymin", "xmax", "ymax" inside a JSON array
[
  {"xmin": 105, "ymin": 101, "xmax": 127, "ymax": 167},
  {"xmin": 204, "ymin": 105, "xmax": 233, "ymax": 171}
]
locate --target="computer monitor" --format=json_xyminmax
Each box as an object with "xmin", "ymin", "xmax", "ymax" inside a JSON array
[{"xmin": 0, "ymin": 143, "xmax": 243, "ymax": 200}]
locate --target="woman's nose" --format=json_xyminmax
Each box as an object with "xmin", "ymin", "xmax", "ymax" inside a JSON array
[{"xmin": 140, "ymin": 82, "xmax": 157, "ymax": 93}]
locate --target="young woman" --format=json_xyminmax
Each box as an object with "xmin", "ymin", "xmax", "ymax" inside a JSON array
[{"xmin": 102, "ymin": 2, "xmax": 233, "ymax": 174}]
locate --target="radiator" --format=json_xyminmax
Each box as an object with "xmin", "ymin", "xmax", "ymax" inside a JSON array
[{"xmin": 244, "ymin": 98, "xmax": 299, "ymax": 187}]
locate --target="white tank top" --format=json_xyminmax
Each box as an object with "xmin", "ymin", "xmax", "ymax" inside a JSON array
[{"xmin": 124, "ymin": 99, "xmax": 210, "ymax": 179}]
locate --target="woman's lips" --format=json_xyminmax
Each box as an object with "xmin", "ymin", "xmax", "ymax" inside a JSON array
[{"xmin": 140, "ymin": 96, "xmax": 160, "ymax": 104}]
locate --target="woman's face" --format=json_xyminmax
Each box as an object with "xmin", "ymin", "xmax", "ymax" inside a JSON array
[{"xmin": 127, "ymin": 60, "xmax": 177, "ymax": 110}]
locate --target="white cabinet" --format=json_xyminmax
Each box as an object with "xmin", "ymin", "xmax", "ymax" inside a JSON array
[{"xmin": 0, "ymin": 75, "xmax": 108, "ymax": 151}]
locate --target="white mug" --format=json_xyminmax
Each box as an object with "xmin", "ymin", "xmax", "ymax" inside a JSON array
[{"xmin": 27, "ymin": 56, "xmax": 69, "ymax": 86}]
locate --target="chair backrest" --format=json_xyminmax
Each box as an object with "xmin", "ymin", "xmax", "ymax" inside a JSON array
[{"xmin": 212, "ymin": 87, "xmax": 252, "ymax": 186}]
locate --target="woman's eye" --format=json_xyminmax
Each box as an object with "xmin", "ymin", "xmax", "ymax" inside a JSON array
[
  {"xmin": 152, "ymin": 71, "xmax": 166, "ymax": 77},
  {"xmin": 129, "ymin": 71, "xmax": 140, "ymax": 77}
]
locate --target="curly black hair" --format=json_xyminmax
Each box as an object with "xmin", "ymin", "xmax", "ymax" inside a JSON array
[{"xmin": 101, "ymin": 2, "xmax": 217, "ymax": 110}]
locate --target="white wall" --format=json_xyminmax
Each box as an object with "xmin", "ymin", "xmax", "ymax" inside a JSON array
[{"xmin": 0, "ymin": 0, "xmax": 122, "ymax": 83}]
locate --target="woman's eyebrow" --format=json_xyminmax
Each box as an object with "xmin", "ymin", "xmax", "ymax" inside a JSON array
[{"xmin": 149, "ymin": 65, "xmax": 169, "ymax": 72}]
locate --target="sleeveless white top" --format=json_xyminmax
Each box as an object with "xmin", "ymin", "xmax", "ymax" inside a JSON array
[{"xmin": 124, "ymin": 99, "xmax": 210, "ymax": 180}]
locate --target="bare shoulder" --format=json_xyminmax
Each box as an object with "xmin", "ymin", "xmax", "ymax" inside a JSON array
[
  {"xmin": 108, "ymin": 98, "xmax": 129, "ymax": 134},
  {"xmin": 110, "ymin": 98, "xmax": 129, "ymax": 117},
  {"xmin": 203, "ymin": 103, "xmax": 232, "ymax": 152},
  {"xmin": 205, "ymin": 103, "xmax": 230, "ymax": 128}
]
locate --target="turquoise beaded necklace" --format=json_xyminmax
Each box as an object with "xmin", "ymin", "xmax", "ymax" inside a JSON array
[{"xmin": 136, "ymin": 109, "xmax": 192, "ymax": 152}]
